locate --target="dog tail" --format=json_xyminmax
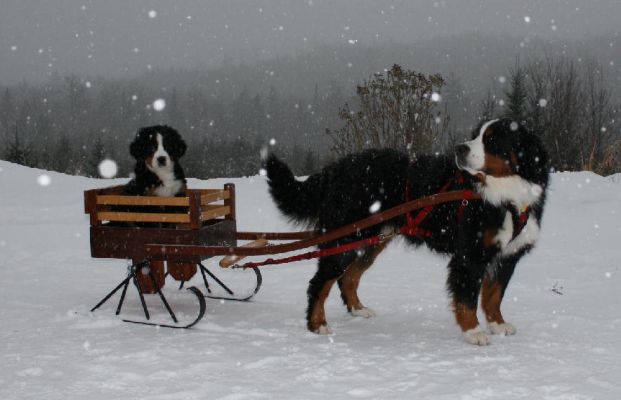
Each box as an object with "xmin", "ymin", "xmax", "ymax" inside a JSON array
[{"xmin": 265, "ymin": 154, "xmax": 320, "ymax": 223}]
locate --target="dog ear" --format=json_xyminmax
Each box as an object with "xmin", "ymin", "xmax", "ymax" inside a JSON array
[
  {"xmin": 173, "ymin": 135, "xmax": 187, "ymax": 159},
  {"xmin": 515, "ymin": 128, "xmax": 549, "ymax": 183},
  {"xmin": 166, "ymin": 127, "xmax": 186, "ymax": 159},
  {"xmin": 129, "ymin": 130, "xmax": 145, "ymax": 159}
]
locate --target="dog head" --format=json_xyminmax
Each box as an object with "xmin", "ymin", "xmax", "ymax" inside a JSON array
[
  {"xmin": 455, "ymin": 119, "xmax": 549, "ymax": 207},
  {"xmin": 130, "ymin": 125, "xmax": 186, "ymax": 176}
]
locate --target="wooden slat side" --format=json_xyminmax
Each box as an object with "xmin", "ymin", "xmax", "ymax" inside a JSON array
[
  {"xmin": 200, "ymin": 205, "xmax": 230, "ymax": 221},
  {"xmin": 97, "ymin": 212, "xmax": 190, "ymax": 223},
  {"xmin": 93, "ymin": 185, "xmax": 126, "ymax": 195},
  {"xmin": 200, "ymin": 190, "xmax": 230, "ymax": 205},
  {"xmin": 96, "ymin": 195, "xmax": 189, "ymax": 207},
  {"xmin": 224, "ymin": 183, "xmax": 236, "ymax": 221}
]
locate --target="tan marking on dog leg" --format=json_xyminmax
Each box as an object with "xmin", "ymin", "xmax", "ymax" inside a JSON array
[
  {"xmin": 454, "ymin": 302, "xmax": 490, "ymax": 345},
  {"xmin": 481, "ymin": 278, "xmax": 516, "ymax": 335},
  {"xmin": 481, "ymin": 278, "xmax": 505, "ymax": 324},
  {"xmin": 453, "ymin": 302, "xmax": 480, "ymax": 332},
  {"xmin": 308, "ymin": 278, "xmax": 337, "ymax": 333},
  {"xmin": 338, "ymin": 241, "xmax": 388, "ymax": 314}
]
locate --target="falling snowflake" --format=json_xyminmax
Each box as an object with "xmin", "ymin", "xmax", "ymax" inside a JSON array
[
  {"xmin": 524, "ymin": 16, "xmax": 531, "ymax": 23},
  {"xmin": 498, "ymin": 76, "xmax": 506, "ymax": 84},
  {"xmin": 430, "ymin": 92, "xmax": 441, "ymax": 102},
  {"xmin": 269, "ymin": 138, "xmax": 277, "ymax": 146},
  {"xmin": 10, "ymin": 45, "xmax": 17, "ymax": 51},
  {"xmin": 37, "ymin": 174, "xmax": 51, "ymax": 186},
  {"xmin": 510, "ymin": 122, "xmax": 519, "ymax": 131},
  {"xmin": 98, "ymin": 159, "xmax": 118, "ymax": 178},
  {"xmin": 538, "ymin": 98, "xmax": 548, "ymax": 107},
  {"xmin": 148, "ymin": 10, "xmax": 157, "ymax": 18},
  {"xmin": 153, "ymin": 99, "xmax": 166, "ymax": 111},
  {"xmin": 259, "ymin": 168, "xmax": 267, "ymax": 176},
  {"xmin": 85, "ymin": 81, "xmax": 91, "ymax": 88},
  {"xmin": 369, "ymin": 201, "xmax": 381, "ymax": 213}
]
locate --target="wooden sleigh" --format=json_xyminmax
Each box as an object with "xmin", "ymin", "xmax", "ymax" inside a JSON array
[
  {"xmin": 85, "ymin": 182, "xmax": 480, "ymax": 329},
  {"xmin": 85, "ymin": 183, "xmax": 266, "ymax": 328}
]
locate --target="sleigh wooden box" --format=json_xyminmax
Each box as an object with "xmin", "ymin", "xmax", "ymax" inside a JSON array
[{"xmin": 84, "ymin": 184, "xmax": 237, "ymax": 293}]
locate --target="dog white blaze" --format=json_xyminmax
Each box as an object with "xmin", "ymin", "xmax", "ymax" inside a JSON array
[
  {"xmin": 147, "ymin": 133, "xmax": 182, "ymax": 197},
  {"xmin": 460, "ymin": 119, "xmax": 498, "ymax": 172},
  {"xmin": 150, "ymin": 133, "xmax": 170, "ymax": 168}
]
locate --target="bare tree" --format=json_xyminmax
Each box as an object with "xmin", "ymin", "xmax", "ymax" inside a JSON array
[
  {"xmin": 327, "ymin": 64, "xmax": 448, "ymax": 158},
  {"xmin": 579, "ymin": 61, "xmax": 614, "ymax": 171}
]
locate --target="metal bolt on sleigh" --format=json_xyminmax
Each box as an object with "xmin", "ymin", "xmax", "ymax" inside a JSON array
[{"xmin": 85, "ymin": 182, "xmax": 480, "ymax": 328}]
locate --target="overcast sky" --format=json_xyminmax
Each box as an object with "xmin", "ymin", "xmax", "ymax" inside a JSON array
[{"xmin": 1, "ymin": 0, "xmax": 619, "ymax": 85}]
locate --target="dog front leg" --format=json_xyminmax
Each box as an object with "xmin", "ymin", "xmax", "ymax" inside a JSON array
[
  {"xmin": 482, "ymin": 254, "xmax": 521, "ymax": 336},
  {"xmin": 447, "ymin": 256, "xmax": 489, "ymax": 345}
]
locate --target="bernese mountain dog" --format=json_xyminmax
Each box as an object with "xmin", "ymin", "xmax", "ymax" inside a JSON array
[
  {"xmin": 266, "ymin": 118, "xmax": 549, "ymax": 345},
  {"xmin": 125, "ymin": 125, "xmax": 187, "ymax": 197}
]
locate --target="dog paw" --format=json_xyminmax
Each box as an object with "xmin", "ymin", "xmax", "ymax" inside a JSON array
[
  {"xmin": 488, "ymin": 322, "xmax": 516, "ymax": 336},
  {"xmin": 350, "ymin": 307, "xmax": 376, "ymax": 318},
  {"xmin": 463, "ymin": 326, "xmax": 491, "ymax": 346},
  {"xmin": 315, "ymin": 324, "xmax": 332, "ymax": 335}
]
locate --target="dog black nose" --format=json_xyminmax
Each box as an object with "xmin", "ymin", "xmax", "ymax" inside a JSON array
[
  {"xmin": 157, "ymin": 156, "xmax": 167, "ymax": 166},
  {"xmin": 455, "ymin": 144, "xmax": 470, "ymax": 158}
]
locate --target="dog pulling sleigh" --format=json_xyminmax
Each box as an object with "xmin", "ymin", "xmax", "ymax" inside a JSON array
[{"xmin": 84, "ymin": 181, "xmax": 481, "ymax": 329}]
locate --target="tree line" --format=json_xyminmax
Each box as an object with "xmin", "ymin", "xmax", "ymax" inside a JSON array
[{"xmin": 1, "ymin": 39, "xmax": 620, "ymax": 177}]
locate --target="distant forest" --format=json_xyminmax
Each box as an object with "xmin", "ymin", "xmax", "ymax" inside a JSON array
[{"xmin": 2, "ymin": 32, "xmax": 620, "ymax": 178}]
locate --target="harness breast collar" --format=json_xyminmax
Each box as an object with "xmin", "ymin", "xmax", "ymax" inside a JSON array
[
  {"xmin": 403, "ymin": 172, "xmax": 531, "ymax": 242},
  {"xmin": 508, "ymin": 205, "xmax": 531, "ymax": 241},
  {"xmin": 402, "ymin": 172, "xmax": 474, "ymax": 238}
]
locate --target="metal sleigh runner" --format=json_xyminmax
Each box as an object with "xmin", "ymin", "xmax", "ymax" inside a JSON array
[{"xmin": 85, "ymin": 182, "xmax": 480, "ymax": 329}]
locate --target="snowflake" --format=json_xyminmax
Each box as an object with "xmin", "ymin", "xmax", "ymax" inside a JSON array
[
  {"xmin": 98, "ymin": 159, "xmax": 118, "ymax": 178},
  {"xmin": 37, "ymin": 174, "xmax": 51, "ymax": 186},
  {"xmin": 153, "ymin": 99, "xmax": 166, "ymax": 112},
  {"xmin": 148, "ymin": 10, "xmax": 157, "ymax": 18}
]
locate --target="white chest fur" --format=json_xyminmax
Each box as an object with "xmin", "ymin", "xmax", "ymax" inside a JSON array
[
  {"xmin": 494, "ymin": 210, "xmax": 540, "ymax": 256},
  {"xmin": 478, "ymin": 174, "xmax": 543, "ymax": 255},
  {"xmin": 152, "ymin": 176, "xmax": 183, "ymax": 197}
]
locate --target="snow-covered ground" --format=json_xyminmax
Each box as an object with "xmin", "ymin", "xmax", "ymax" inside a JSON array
[{"xmin": 1, "ymin": 160, "xmax": 620, "ymax": 399}]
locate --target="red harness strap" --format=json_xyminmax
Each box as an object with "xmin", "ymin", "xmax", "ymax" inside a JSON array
[
  {"xmin": 236, "ymin": 173, "xmax": 478, "ymax": 269},
  {"xmin": 239, "ymin": 235, "xmax": 384, "ymax": 269},
  {"xmin": 509, "ymin": 206, "xmax": 531, "ymax": 241},
  {"xmin": 401, "ymin": 173, "xmax": 472, "ymax": 238}
]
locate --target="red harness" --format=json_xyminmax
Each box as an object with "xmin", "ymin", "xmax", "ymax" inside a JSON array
[
  {"xmin": 238, "ymin": 173, "xmax": 479, "ymax": 269},
  {"xmin": 400, "ymin": 172, "xmax": 476, "ymax": 238}
]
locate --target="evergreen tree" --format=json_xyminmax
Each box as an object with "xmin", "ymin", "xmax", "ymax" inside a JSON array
[
  {"xmin": 87, "ymin": 136, "xmax": 106, "ymax": 177},
  {"xmin": 504, "ymin": 63, "xmax": 528, "ymax": 123},
  {"xmin": 4, "ymin": 125, "xmax": 33, "ymax": 166}
]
